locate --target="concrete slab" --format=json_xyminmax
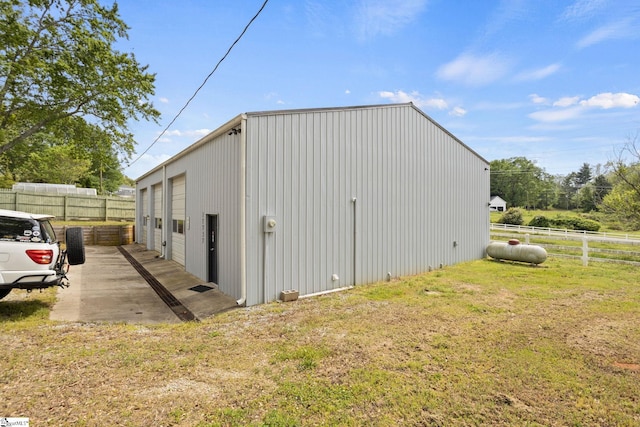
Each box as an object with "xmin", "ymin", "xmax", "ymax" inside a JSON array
[
  {"xmin": 120, "ymin": 244, "xmax": 239, "ymax": 319},
  {"xmin": 50, "ymin": 244, "xmax": 239, "ymax": 324},
  {"xmin": 51, "ymin": 246, "xmax": 180, "ymax": 324}
]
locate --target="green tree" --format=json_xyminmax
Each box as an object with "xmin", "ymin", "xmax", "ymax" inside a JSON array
[
  {"xmin": 1, "ymin": 115, "xmax": 128, "ymax": 193},
  {"xmin": 601, "ymin": 133, "xmax": 640, "ymax": 229},
  {"xmin": 593, "ymin": 174, "xmax": 612, "ymax": 206},
  {"xmin": 575, "ymin": 163, "xmax": 592, "ymax": 186},
  {"xmin": 575, "ymin": 184, "xmax": 596, "ymax": 212},
  {"xmin": 21, "ymin": 144, "xmax": 91, "ymax": 184},
  {"xmin": 490, "ymin": 157, "xmax": 550, "ymax": 208},
  {"xmin": 0, "ymin": 0, "xmax": 160, "ymax": 159}
]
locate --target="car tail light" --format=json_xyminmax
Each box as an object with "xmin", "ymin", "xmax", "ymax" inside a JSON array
[{"xmin": 26, "ymin": 249, "xmax": 54, "ymax": 265}]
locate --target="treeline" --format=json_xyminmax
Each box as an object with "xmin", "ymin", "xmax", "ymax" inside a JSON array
[
  {"xmin": 490, "ymin": 136, "xmax": 640, "ymax": 230},
  {"xmin": 491, "ymin": 158, "xmax": 610, "ymax": 211},
  {"xmin": 0, "ymin": 117, "xmax": 134, "ymax": 195}
]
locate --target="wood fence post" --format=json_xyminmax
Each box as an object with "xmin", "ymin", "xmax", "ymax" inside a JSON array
[{"xmin": 582, "ymin": 237, "xmax": 589, "ymax": 266}]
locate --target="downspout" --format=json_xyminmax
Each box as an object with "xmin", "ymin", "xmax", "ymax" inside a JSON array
[
  {"xmin": 352, "ymin": 197, "xmax": 357, "ymax": 287},
  {"xmin": 237, "ymin": 115, "xmax": 248, "ymax": 306}
]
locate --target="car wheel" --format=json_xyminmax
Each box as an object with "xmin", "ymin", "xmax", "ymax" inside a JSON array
[
  {"xmin": 65, "ymin": 227, "xmax": 85, "ymax": 265},
  {"xmin": 0, "ymin": 289, "xmax": 11, "ymax": 300}
]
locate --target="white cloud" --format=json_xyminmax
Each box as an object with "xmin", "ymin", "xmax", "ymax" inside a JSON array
[
  {"xmin": 345, "ymin": 89, "xmax": 351, "ymax": 94},
  {"xmin": 529, "ymin": 92, "xmax": 639, "ymax": 123},
  {"xmin": 560, "ymin": 0, "xmax": 608, "ymax": 22},
  {"xmin": 576, "ymin": 18, "xmax": 638, "ymax": 48},
  {"xmin": 449, "ymin": 107, "xmax": 467, "ymax": 117},
  {"xmin": 378, "ymin": 90, "xmax": 448, "ymax": 110},
  {"xmin": 354, "ymin": 0, "xmax": 428, "ymax": 40},
  {"xmin": 529, "ymin": 94, "xmax": 548, "ymax": 104},
  {"xmin": 553, "ymin": 96, "xmax": 580, "ymax": 107},
  {"xmin": 436, "ymin": 52, "xmax": 511, "ymax": 86},
  {"xmin": 529, "ymin": 107, "xmax": 583, "ymax": 122},
  {"xmin": 515, "ymin": 63, "xmax": 561, "ymax": 81},
  {"xmin": 579, "ymin": 92, "xmax": 639, "ymax": 109},
  {"xmin": 159, "ymin": 97, "xmax": 170, "ymax": 104},
  {"xmin": 159, "ymin": 129, "xmax": 212, "ymax": 139},
  {"xmin": 377, "ymin": 90, "xmax": 471, "ymax": 117}
]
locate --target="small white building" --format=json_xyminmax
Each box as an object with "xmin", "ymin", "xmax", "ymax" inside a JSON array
[
  {"xmin": 489, "ymin": 196, "xmax": 507, "ymax": 212},
  {"xmin": 135, "ymin": 103, "xmax": 490, "ymax": 306}
]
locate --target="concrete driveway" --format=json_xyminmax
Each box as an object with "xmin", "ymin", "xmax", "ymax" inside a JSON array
[{"xmin": 50, "ymin": 245, "xmax": 238, "ymax": 324}]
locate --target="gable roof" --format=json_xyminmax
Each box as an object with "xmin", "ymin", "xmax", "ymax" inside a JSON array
[{"xmin": 136, "ymin": 103, "xmax": 488, "ymax": 181}]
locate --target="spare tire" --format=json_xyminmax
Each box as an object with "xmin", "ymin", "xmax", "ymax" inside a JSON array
[{"xmin": 65, "ymin": 227, "xmax": 85, "ymax": 265}]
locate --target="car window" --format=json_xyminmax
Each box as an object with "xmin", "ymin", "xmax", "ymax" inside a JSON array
[
  {"xmin": 38, "ymin": 220, "xmax": 56, "ymax": 243},
  {"xmin": 0, "ymin": 216, "xmax": 55, "ymax": 243}
]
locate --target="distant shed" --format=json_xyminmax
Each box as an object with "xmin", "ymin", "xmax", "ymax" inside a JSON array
[
  {"xmin": 489, "ymin": 196, "xmax": 507, "ymax": 212},
  {"xmin": 135, "ymin": 103, "xmax": 490, "ymax": 307}
]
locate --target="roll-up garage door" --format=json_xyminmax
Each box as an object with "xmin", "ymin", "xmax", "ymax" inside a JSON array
[
  {"xmin": 171, "ymin": 175, "xmax": 186, "ymax": 265},
  {"xmin": 141, "ymin": 189, "xmax": 148, "ymax": 244},
  {"xmin": 153, "ymin": 184, "xmax": 163, "ymax": 253}
]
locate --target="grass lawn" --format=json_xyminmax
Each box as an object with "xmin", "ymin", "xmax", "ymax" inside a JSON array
[{"xmin": 1, "ymin": 257, "xmax": 639, "ymax": 426}]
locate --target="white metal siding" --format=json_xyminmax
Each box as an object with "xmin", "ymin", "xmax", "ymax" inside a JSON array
[
  {"xmin": 245, "ymin": 104, "xmax": 489, "ymax": 305},
  {"xmin": 153, "ymin": 184, "xmax": 163, "ymax": 253},
  {"xmin": 171, "ymin": 175, "xmax": 186, "ymax": 265},
  {"xmin": 161, "ymin": 133, "xmax": 243, "ymax": 299}
]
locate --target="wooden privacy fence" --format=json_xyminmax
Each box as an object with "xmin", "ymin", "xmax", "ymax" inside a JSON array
[
  {"xmin": 0, "ymin": 190, "xmax": 135, "ymax": 221},
  {"xmin": 54, "ymin": 225, "xmax": 135, "ymax": 246}
]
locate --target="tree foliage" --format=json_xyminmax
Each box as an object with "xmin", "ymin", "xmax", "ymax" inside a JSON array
[
  {"xmin": 1, "ymin": 114, "xmax": 128, "ymax": 193},
  {"xmin": 0, "ymin": 0, "xmax": 160, "ymax": 191},
  {"xmin": 601, "ymin": 133, "xmax": 640, "ymax": 229},
  {"xmin": 490, "ymin": 157, "xmax": 554, "ymax": 208},
  {"xmin": 490, "ymin": 157, "xmax": 613, "ymax": 218}
]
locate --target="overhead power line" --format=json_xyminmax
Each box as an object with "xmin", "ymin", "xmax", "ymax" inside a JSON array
[{"xmin": 128, "ymin": 0, "xmax": 270, "ymax": 168}]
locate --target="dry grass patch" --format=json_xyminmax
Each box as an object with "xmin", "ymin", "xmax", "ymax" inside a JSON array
[{"xmin": 1, "ymin": 257, "xmax": 639, "ymax": 426}]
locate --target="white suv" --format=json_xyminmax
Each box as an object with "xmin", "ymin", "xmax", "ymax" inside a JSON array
[{"xmin": 0, "ymin": 209, "xmax": 85, "ymax": 300}]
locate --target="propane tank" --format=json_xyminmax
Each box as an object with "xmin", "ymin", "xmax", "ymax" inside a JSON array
[{"xmin": 486, "ymin": 239, "xmax": 547, "ymax": 264}]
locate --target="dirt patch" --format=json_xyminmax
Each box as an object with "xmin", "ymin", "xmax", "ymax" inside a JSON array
[
  {"xmin": 612, "ymin": 362, "xmax": 640, "ymax": 371},
  {"xmin": 566, "ymin": 317, "xmax": 640, "ymax": 360}
]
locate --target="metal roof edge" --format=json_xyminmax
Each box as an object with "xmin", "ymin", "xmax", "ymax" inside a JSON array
[
  {"xmin": 135, "ymin": 114, "xmax": 245, "ymax": 182},
  {"xmin": 245, "ymin": 102, "xmax": 413, "ymax": 117},
  {"xmin": 135, "ymin": 102, "xmax": 489, "ymax": 182}
]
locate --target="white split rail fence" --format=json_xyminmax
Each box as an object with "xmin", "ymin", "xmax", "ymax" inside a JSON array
[{"xmin": 490, "ymin": 223, "xmax": 640, "ymax": 266}]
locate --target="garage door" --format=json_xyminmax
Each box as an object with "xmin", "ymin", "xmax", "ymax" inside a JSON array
[
  {"xmin": 171, "ymin": 175, "xmax": 186, "ymax": 265},
  {"xmin": 141, "ymin": 189, "xmax": 148, "ymax": 244}
]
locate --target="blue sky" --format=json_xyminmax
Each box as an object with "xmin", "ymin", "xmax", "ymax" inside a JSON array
[{"xmin": 115, "ymin": 0, "xmax": 640, "ymax": 179}]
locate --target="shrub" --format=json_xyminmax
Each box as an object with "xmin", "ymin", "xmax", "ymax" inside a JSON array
[
  {"xmin": 498, "ymin": 208, "xmax": 524, "ymax": 225},
  {"xmin": 528, "ymin": 215, "xmax": 550, "ymax": 228},
  {"xmin": 527, "ymin": 214, "xmax": 601, "ymax": 231},
  {"xmin": 557, "ymin": 216, "xmax": 601, "ymax": 232}
]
